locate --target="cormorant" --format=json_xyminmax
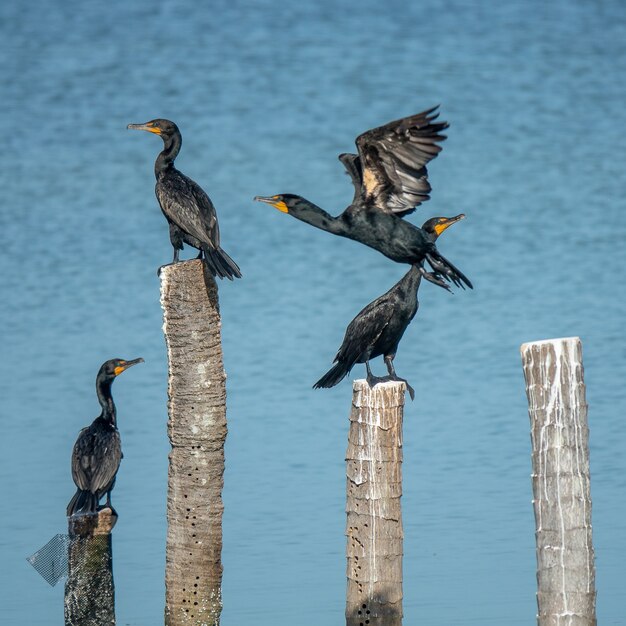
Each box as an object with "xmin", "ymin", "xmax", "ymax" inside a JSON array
[
  {"xmin": 313, "ymin": 266, "xmax": 424, "ymax": 399},
  {"xmin": 67, "ymin": 358, "xmax": 144, "ymax": 517},
  {"xmin": 255, "ymin": 106, "xmax": 471, "ymax": 290},
  {"xmin": 128, "ymin": 119, "xmax": 241, "ymax": 280}
]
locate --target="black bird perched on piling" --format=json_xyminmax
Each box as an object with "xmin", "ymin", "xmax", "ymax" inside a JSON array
[
  {"xmin": 67, "ymin": 358, "xmax": 144, "ymax": 517},
  {"xmin": 314, "ymin": 265, "xmax": 424, "ymax": 399},
  {"xmin": 128, "ymin": 119, "xmax": 241, "ymax": 280},
  {"xmin": 255, "ymin": 106, "xmax": 471, "ymax": 290}
]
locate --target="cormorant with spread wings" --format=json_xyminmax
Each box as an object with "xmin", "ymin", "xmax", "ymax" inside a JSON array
[{"xmin": 255, "ymin": 106, "xmax": 470, "ymax": 290}]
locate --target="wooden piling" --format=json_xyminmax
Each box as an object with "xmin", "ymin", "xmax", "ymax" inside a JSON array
[
  {"xmin": 520, "ymin": 337, "xmax": 596, "ymax": 626},
  {"xmin": 345, "ymin": 380, "xmax": 405, "ymax": 626},
  {"xmin": 64, "ymin": 509, "xmax": 117, "ymax": 626},
  {"xmin": 160, "ymin": 260, "xmax": 227, "ymax": 626}
]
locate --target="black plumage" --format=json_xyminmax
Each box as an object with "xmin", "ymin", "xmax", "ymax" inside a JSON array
[
  {"xmin": 128, "ymin": 119, "xmax": 241, "ymax": 280},
  {"xmin": 67, "ymin": 358, "xmax": 143, "ymax": 517},
  {"xmin": 314, "ymin": 265, "xmax": 423, "ymax": 398},
  {"xmin": 255, "ymin": 106, "xmax": 471, "ymax": 290}
]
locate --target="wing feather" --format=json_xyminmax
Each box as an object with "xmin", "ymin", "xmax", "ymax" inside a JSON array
[
  {"xmin": 354, "ymin": 106, "xmax": 448, "ymax": 216},
  {"xmin": 156, "ymin": 170, "xmax": 221, "ymax": 250},
  {"xmin": 334, "ymin": 296, "xmax": 395, "ymax": 364},
  {"xmin": 71, "ymin": 425, "xmax": 122, "ymax": 494}
]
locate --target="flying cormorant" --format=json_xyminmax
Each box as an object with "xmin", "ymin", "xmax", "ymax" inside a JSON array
[
  {"xmin": 67, "ymin": 358, "xmax": 143, "ymax": 517},
  {"xmin": 255, "ymin": 106, "xmax": 470, "ymax": 290},
  {"xmin": 128, "ymin": 119, "xmax": 241, "ymax": 280}
]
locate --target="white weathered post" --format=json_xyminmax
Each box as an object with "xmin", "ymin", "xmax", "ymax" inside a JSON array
[
  {"xmin": 345, "ymin": 380, "xmax": 404, "ymax": 626},
  {"xmin": 160, "ymin": 259, "xmax": 227, "ymax": 626},
  {"xmin": 520, "ymin": 337, "xmax": 596, "ymax": 626}
]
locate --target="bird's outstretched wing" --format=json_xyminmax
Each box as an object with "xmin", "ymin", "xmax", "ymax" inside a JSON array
[
  {"xmin": 71, "ymin": 426, "xmax": 122, "ymax": 493},
  {"xmin": 334, "ymin": 295, "xmax": 395, "ymax": 365},
  {"xmin": 338, "ymin": 152, "xmax": 363, "ymax": 205},
  {"xmin": 354, "ymin": 106, "xmax": 448, "ymax": 217},
  {"xmin": 156, "ymin": 171, "xmax": 221, "ymax": 250}
]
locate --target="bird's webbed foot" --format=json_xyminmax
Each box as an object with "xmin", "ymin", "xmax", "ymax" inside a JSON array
[
  {"xmin": 425, "ymin": 254, "xmax": 465, "ymax": 289},
  {"xmin": 386, "ymin": 375, "xmax": 415, "ymax": 400},
  {"xmin": 418, "ymin": 265, "xmax": 452, "ymax": 292},
  {"xmin": 157, "ymin": 258, "xmax": 183, "ymax": 276},
  {"xmin": 157, "ymin": 247, "xmax": 187, "ymax": 275},
  {"xmin": 366, "ymin": 372, "xmax": 390, "ymax": 390},
  {"xmin": 98, "ymin": 503, "xmax": 118, "ymax": 517},
  {"xmin": 383, "ymin": 356, "xmax": 415, "ymax": 400}
]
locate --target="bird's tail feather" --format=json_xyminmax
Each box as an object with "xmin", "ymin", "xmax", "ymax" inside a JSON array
[
  {"xmin": 427, "ymin": 251, "xmax": 473, "ymax": 289},
  {"xmin": 201, "ymin": 245, "xmax": 242, "ymax": 280},
  {"xmin": 313, "ymin": 361, "xmax": 353, "ymax": 390},
  {"xmin": 67, "ymin": 489, "xmax": 99, "ymax": 517}
]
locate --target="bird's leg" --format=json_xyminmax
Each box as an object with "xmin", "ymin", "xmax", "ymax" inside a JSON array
[
  {"xmin": 418, "ymin": 264, "xmax": 452, "ymax": 292},
  {"xmin": 104, "ymin": 491, "xmax": 117, "ymax": 517},
  {"xmin": 157, "ymin": 247, "xmax": 181, "ymax": 276},
  {"xmin": 365, "ymin": 361, "xmax": 388, "ymax": 390},
  {"xmin": 158, "ymin": 225, "xmax": 185, "ymax": 275},
  {"xmin": 383, "ymin": 355, "xmax": 415, "ymax": 401},
  {"xmin": 195, "ymin": 248, "xmax": 203, "ymax": 260}
]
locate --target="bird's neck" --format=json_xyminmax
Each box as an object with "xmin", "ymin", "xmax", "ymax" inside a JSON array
[
  {"xmin": 96, "ymin": 379, "xmax": 117, "ymax": 426},
  {"xmin": 400, "ymin": 265, "xmax": 423, "ymax": 296},
  {"xmin": 289, "ymin": 197, "xmax": 345, "ymax": 235},
  {"xmin": 155, "ymin": 133, "xmax": 182, "ymax": 176}
]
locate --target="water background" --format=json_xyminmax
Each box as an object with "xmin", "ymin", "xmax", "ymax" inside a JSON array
[{"xmin": 1, "ymin": 0, "xmax": 625, "ymax": 624}]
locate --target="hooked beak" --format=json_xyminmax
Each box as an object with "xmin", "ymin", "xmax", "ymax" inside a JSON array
[
  {"xmin": 113, "ymin": 358, "xmax": 145, "ymax": 376},
  {"xmin": 254, "ymin": 195, "xmax": 289, "ymax": 213},
  {"xmin": 434, "ymin": 213, "xmax": 465, "ymax": 236},
  {"xmin": 127, "ymin": 122, "xmax": 161, "ymax": 135}
]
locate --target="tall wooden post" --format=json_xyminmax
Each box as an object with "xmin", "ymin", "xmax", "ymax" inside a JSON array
[
  {"xmin": 520, "ymin": 337, "xmax": 596, "ymax": 626},
  {"xmin": 160, "ymin": 260, "xmax": 227, "ymax": 626},
  {"xmin": 346, "ymin": 380, "xmax": 404, "ymax": 626},
  {"xmin": 64, "ymin": 509, "xmax": 117, "ymax": 626}
]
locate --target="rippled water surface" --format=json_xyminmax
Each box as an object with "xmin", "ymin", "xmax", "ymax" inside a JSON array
[{"xmin": 2, "ymin": 1, "xmax": 626, "ymax": 624}]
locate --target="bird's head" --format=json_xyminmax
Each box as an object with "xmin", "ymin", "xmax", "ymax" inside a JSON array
[
  {"xmin": 127, "ymin": 119, "xmax": 179, "ymax": 140},
  {"xmin": 254, "ymin": 194, "xmax": 302, "ymax": 214},
  {"xmin": 98, "ymin": 358, "xmax": 144, "ymax": 383},
  {"xmin": 421, "ymin": 214, "xmax": 465, "ymax": 240}
]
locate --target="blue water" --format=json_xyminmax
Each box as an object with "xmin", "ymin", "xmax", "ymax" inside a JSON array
[{"xmin": 2, "ymin": 0, "xmax": 625, "ymax": 624}]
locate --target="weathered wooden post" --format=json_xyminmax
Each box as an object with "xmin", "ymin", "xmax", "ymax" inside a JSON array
[
  {"xmin": 160, "ymin": 260, "xmax": 227, "ymax": 626},
  {"xmin": 64, "ymin": 509, "xmax": 117, "ymax": 626},
  {"xmin": 346, "ymin": 380, "xmax": 405, "ymax": 626},
  {"xmin": 520, "ymin": 337, "xmax": 596, "ymax": 626}
]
